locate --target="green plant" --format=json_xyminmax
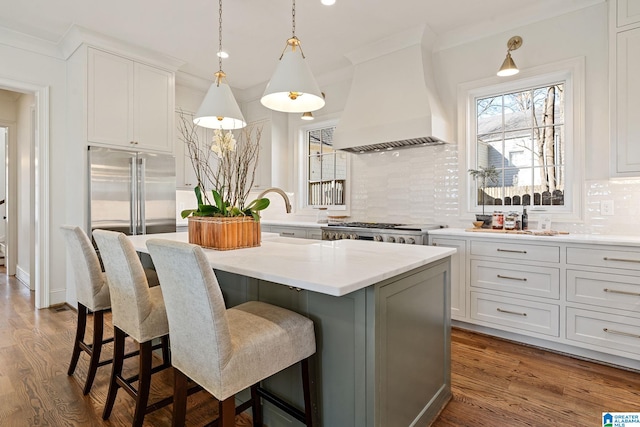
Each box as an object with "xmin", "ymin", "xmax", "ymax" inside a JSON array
[
  {"xmin": 181, "ymin": 186, "xmax": 269, "ymax": 221},
  {"xmin": 468, "ymin": 165, "xmax": 500, "ymax": 215}
]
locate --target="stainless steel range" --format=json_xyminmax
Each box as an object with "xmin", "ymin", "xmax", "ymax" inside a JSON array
[{"xmin": 321, "ymin": 222, "xmax": 445, "ymax": 245}]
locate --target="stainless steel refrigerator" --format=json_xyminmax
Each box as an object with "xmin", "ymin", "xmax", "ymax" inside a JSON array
[{"xmin": 88, "ymin": 146, "xmax": 176, "ymax": 237}]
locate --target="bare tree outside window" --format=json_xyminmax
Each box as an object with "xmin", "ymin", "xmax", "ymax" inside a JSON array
[{"xmin": 474, "ymin": 83, "xmax": 565, "ymax": 207}]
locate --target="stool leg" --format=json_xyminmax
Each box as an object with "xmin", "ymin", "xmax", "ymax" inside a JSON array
[
  {"xmin": 172, "ymin": 368, "xmax": 188, "ymax": 427},
  {"xmin": 161, "ymin": 335, "xmax": 171, "ymax": 367},
  {"xmin": 301, "ymin": 358, "xmax": 313, "ymax": 427},
  {"xmin": 250, "ymin": 384, "xmax": 262, "ymax": 427},
  {"xmin": 82, "ymin": 309, "xmax": 104, "ymax": 395},
  {"xmin": 219, "ymin": 396, "xmax": 236, "ymax": 427},
  {"xmin": 132, "ymin": 340, "xmax": 153, "ymax": 427},
  {"xmin": 68, "ymin": 303, "xmax": 87, "ymax": 376},
  {"xmin": 102, "ymin": 327, "xmax": 125, "ymax": 420}
]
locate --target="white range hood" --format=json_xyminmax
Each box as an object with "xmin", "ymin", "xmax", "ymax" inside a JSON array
[{"xmin": 333, "ymin": 27, "xmax": 450, "ymax": 153}]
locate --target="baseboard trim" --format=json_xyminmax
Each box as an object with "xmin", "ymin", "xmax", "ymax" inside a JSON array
[{"xmin": 16, "ymin": 265, "xmax": 30, "ymax": 289}]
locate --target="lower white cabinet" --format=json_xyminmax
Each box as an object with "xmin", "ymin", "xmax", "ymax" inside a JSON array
[
  {"xmin": 266, "ymin": 225, "xmax": 322, "ymax": 240},
  {"xmin": 431, "ymin": 238, "xmax": 466, "ymax": 320},
  {"xmin": 471, "ymin": 292, "xmax": 560, "ymax": 337},
  {"xmin": 430, "ymin": 230, "xmax": 640, "ymax": 368}
]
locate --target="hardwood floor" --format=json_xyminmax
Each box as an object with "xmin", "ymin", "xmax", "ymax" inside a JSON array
[
  {"xmin": 2, "ymin": 268, "xmax": 640, "ymax": 426},
  {"xmin": 434, "ymin": 329, "xmax": 640, "ymax": 426}
]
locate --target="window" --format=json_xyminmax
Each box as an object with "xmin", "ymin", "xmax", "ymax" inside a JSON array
[
  {"xmin": 475, "ymin": 83, "xmax": 565, "ymax": 207},
  {"xmin": 460, "ymin": 58, "xmax": 584, "ymax": 220},
  {"xmin": 305, "ymin": 125, "xmax": 347, "ymax": 207}
]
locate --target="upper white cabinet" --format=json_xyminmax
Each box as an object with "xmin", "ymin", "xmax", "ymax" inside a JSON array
[
  {"xmin": 617, "ymin": 0, "xmax": 640, "ymax": 28},
  {"xmin": 87, "ymin": 47, "xmax": 174, "ymax": 153},
  {"xmin": 249, "ymin": 119, "xmax": 272, "ymax": 190},
  {"xmin": 611, "ymin": 1, "xmax": 640, "ymax": 175}
]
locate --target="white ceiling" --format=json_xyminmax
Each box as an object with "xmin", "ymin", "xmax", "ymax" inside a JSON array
[{"xmin": 0, "ymin": 0, "xmax": 600, "ymax": 90}]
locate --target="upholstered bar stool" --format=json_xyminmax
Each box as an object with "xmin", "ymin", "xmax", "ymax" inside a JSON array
[
  {"xmin": 147, "ymin": 238, "xmax": 316, "ymax": 427},
  {"xmin": 61, "ymin": 225, "xmax": 113, "ymax": 395},
  {"xmin": 93, "ymin": 230, "xmax": 172, "ymax": 427}
]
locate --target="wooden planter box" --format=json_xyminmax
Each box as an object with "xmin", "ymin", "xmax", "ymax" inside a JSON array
[{"xmin": 188, "ymin": 216, "xmax": 261, "ymax": 250}]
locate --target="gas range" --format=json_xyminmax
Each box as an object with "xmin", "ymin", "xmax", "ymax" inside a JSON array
[{"xmin": 321, "ymin": 222, "xmax": 445, "ymax": 245}]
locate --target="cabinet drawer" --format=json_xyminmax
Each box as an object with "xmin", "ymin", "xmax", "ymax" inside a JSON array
[
  {"xmin": 567, "ymin": 269, "xmax": 640, "ymax": 313},
  {"xmin": 471, "ymin": 260, "xmax": 559, "ymax": 299},
  {"xmin": 567, "ymin": 307, "xmax": 640, "ymax": 356},
  {"xmin": 471, "ymin": 240, "xmax": 559, "ymax": 263},
  {"xmin": 270, "ymin": 226, "xmax": 307, "ymax": 239},
  {"xmin": 471, "ymin": 292, "xmax": 559, "ymax": 337},
  {"xmin": 567, "ymin": 247, "xmax": 640, "ymax": 271}
]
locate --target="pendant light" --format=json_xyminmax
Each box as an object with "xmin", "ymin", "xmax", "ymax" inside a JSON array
[
  {"xmin": 261, "ymin": 0, "xmax": 325, "ymax": 113},
  {"xmin": 194, "ymin": 0, "xmax": 246, "ymax": 129},
  {"xmin": 497, "ymin": 36, "xmax": 523, "ymax": 77}
]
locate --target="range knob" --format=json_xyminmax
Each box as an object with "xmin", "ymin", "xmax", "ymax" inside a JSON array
[
  {"xmin": 407, "ymin": 237, "xmax": 415, "ymax": 245},
  {"xmin": 387, "ymin": 236, "xmax": 395, "ymax": 243},
  {"xmin": 374, "ymin": 235, "xmax": 383, "ymax": 242},
  {"xmin": 340, "ymin": 233, "xmax": 349, "ymax": 240},
  {"xmin": 349, "ymin": 234, "xmax": 357, "ymax": 240},
  {"xmin": 398, "ymin": 237, "xmax": 405, "ymax": 244}
]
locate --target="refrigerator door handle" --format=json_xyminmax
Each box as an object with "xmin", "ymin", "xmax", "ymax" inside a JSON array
[
  {"xmin": 129, "ymin": 157, "xmax": 137, "ymax": 235},
  {"xmin": 138, "ymin": 157, "xmax": 147, "ymax": 235}
]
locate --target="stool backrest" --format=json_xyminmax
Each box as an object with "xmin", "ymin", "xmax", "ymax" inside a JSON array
[
  {"xmin": 93, "ymin": 230, "xmax": 154, "ymax": 339},
  {"xmin": 147, "ymin": 239, "xmax": 232, "ymax": 386},
  {"xmin": 61, "ymin": 225, "xmax": 110, "ymax": 311}
]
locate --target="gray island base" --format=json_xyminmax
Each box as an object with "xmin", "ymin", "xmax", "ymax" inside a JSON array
[{"xmin": 130, "ymin": 232, "xmax": 454, "ymax": 426}]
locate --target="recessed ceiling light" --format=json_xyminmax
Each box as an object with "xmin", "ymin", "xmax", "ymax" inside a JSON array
[
  {"xmin": 321, "ymin": 0, "xmax": 336, "ymax": 5},
  {"xmin": 217, "ymin": 51, "xmax": 229, "ymax": 59}
]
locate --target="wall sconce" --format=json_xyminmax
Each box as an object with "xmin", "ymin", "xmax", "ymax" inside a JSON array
[
  {"xmin": 301, "ymin": 92, "xmax": 325, "ymax": 120},
  {"xmin": 497, "ymin": 36, "xmax": 523, "ymax": 77}
]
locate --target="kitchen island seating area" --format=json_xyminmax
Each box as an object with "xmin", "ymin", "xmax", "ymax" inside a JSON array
[
  {"xmin": 147, "ymin": 238, "xmax": 316, "ymax": 427},
  {"xmin": 92, "ymin": 230, "xmax": 172, "ymax": 427}
]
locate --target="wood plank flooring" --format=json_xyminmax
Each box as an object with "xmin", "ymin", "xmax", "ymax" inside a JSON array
[{"xmin": 2, "ymin": 268, "xmax": 640, "ymax": 426}]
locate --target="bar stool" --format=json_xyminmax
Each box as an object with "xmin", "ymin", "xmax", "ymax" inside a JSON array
[
  {"xmin": 61, "ymin": 225, "xmax": 113, "ymax": 395},
  {"xmin": 147, "ymin": 238, "xmax": 316, "ymax": 427},
  {"xmin": 93, "ymin": 230, "xmax": 172, "ymax": 427}
]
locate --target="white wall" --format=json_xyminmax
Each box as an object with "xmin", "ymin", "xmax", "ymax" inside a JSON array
[{"xmin": 0, "ymin": 42, "xmax": 68, "ymax": 305}]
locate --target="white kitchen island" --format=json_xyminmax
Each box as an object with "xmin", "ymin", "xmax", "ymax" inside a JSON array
[{"xmin": 129, "ymin": 232, "xmax": 455, "ymax": 427}]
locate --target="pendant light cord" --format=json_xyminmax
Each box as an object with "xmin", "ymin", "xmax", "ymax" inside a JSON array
[
  {"xmin": 218, "ymin": 0, "xmax": 223, "ymax": 73},
  {"xmin": 292, "ymin": 0, "xmax": 296, "ymax": 38}
]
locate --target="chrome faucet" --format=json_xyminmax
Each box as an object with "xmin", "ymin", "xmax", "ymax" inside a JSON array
[{"xmin": 257, "ymin": 187, "xmax": 292, "ymax": 213}]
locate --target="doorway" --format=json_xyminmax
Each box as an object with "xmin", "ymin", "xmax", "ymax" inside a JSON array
[{"xmin": 0, "ymin": 79, "xmax": 49, "ymax": 309}]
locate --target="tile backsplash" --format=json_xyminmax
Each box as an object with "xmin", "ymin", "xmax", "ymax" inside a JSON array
[{"xmin": 177, "ymin": 143, "xmax": 640, "ymax": 236}]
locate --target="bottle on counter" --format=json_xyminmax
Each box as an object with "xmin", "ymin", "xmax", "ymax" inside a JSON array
[
  {"xmin": 522, "ymin": 208, "xmax": 529, "ymax": 231},
  {"xmin": 492, "ymin": 211, "xmax": 504, "ymax": 229}
]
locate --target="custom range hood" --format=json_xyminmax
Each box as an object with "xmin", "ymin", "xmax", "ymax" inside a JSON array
[{"xmin": 333, "ymin": 27, "xmax": 450, "ymax": 153}]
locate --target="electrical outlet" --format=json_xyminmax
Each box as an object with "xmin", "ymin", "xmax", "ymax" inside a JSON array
[{"xmin": 601, "ymin": 200, "xmax": 614, "ymax": 216}]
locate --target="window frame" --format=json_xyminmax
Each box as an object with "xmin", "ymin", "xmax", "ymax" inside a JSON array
[
  {"xmin": 458, "ymin": 57, "xmax": 585, "ymax": 222},
  {"xmin": 296, "ymin": 118, "xmax": 350, "ymax": 213}
]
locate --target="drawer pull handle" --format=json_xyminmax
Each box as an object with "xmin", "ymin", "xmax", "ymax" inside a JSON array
[
  {"xmin": 604, "ymin": 288, "xmax": 640, "ymax": 297},
  {"xmin": 603, "ymin": 257, "xmax": 640, "ymax": 264},
  {"xmin": 281, "ymin": 232, "xmax": 295, "ymax": 236},
  {"xmin": 496, "ymin": 308, "xmax": 527, "ymax": 317},
  {"xmin": 603, "ymin": 328, "xmax": 640, "ymax": 339},
  {"xmin": 497, "ymin": 249, "xmax": 527, "ymax": 254},
  {"xmin": 497, "ymin": 274, "xmax": 527, "ymax": 282}
]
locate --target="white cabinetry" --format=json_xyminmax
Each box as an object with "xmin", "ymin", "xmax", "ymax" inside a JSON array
[
  {"xmin": 468, "ymin": 240, "xmax": 561, "ymax": 339},
  {"xmin": 430, "ymin": 238, "xmax": 467, "ymax": 320},
  {"xmin": 174, "ymin": 110, "xmax": 213, "ymax": 189},
  {"xmin": 429, "ymin": 230, "xmax": 640, "ymax": 369},
  {"xmin": 250, "ymin": 119, "xmax": 272, "ymax": 190},
  {"xmin": 611, "ymin": 0, "xmax": 640, "ymax": 175},
  {"xmin": 262, "ymin": 224, "xmax": 322, "ymax": 240},
  {"xmin": 87, "ymin": 47, "xmax": 174, "ymax": 153},
  {"xmin": 566, "ymin": 245, "xmax": 640, "ymax": 360}
]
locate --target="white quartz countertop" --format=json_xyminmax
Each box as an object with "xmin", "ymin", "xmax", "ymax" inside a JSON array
[
  {"xmin": 430, "ymin": 228, "xmax": 640, "ymax": 247},
  {"xmin": 130, "ymin": 232, "xmax": 455, "ymax": 297},
  {"xmin": 176, "ymin": 219, "xmax": 324, "ymax": 228}
]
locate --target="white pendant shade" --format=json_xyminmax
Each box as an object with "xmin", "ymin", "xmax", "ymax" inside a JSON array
[
  {"xmin": 261, "ymin": 49, "xmax": 325, "ymax": 113},
  {"xmin": 194, "ymin": 81, "xmax": 246, "ymax": 130}
]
